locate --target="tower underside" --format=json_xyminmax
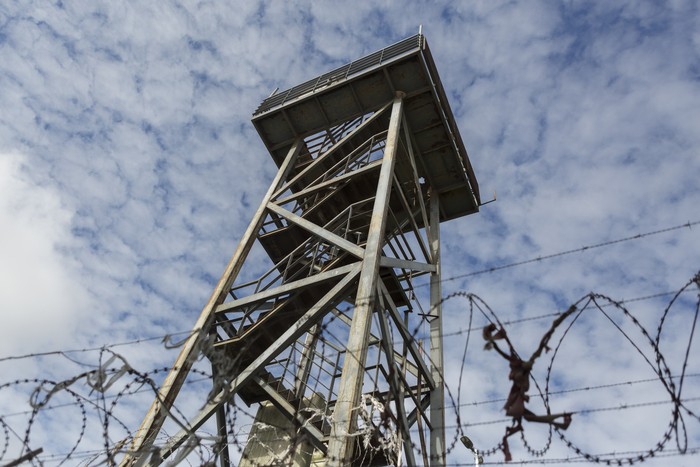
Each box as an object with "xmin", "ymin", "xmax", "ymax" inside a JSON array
[{"xmin": 122, "ymin": 34, "xmax": 479, "ymax": 467}]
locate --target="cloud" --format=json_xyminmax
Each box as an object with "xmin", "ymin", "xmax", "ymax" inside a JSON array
[
  {"xmin": 0, "ymin": 1, "xmax": 698, "ymax": 465},
  {"xmin": 0, "ymin": 153, "xmax": 91, "ymax": 357}
]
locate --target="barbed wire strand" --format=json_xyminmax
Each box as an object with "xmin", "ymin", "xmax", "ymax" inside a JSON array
[
  {"xmin": 2, "ymin": 219, "xmax": 697, "ymax": 365},
  {"xmin": 0, "ymin": 267, "xmax": 697, "ymax": 465},
  {"xmin": 434, "ymin": 220, "xmax": 699, "ymax": 286}
]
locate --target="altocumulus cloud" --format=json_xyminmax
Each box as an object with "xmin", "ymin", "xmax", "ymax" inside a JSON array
[{"xmin": 0, "ymin": 0, "xmax": 698, "ymax": 465}]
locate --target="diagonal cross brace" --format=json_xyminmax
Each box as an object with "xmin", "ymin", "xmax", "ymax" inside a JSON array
[
  {"xmin": 266, "ymin": 202, "xmax": 365, "ymax": 259},
  {"xmin": 149, "ymin": 265, "xmax": 361, "ymax": 465}
]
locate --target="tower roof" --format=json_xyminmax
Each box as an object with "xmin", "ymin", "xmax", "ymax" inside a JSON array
[{"xmin": 252, "ymin": 33, "xmax": 480, "ymax": 221}]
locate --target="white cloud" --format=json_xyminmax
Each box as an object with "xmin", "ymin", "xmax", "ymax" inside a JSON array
[
  {"xmin": 0, "ymin": 1, "xmax": 698, "ymax": 465},
  {"xmin": 0, "ymin": 153, "xmax": 91, "ymax": 357}
]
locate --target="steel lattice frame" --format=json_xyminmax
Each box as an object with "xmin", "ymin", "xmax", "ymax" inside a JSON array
[{"xmin": 122, "ymin": 33, "xmax": 479, "ymax": 467}]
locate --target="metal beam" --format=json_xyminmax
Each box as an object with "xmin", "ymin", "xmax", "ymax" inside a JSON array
[
  {"xmin": 212, "ymin": 363, "xmax": 231, "ymax": 467},
  {"xmin": 273, "ymin": 100, "xmax": 393, "ymax": 199},
  {"xmin": 329, "ymin": 308, "xmax": 421, "ymax": 379},
  {"xmin": 428, "ymin": 191, "xmax": 445, "ymax": 466},
  {"xmin": 120, "ymin": 139, "xmax": 303, "ymax": 466},
  {"xmin": 401, "ymin": 117, "xmax": 432, "ymax": 240},
  {"xmin": 215, "ymin": 263, "xmax": 359, "ymax": 315},
  {"xmin": 274, "ymin": 159, "xmax": 382, "ymax": 206},
  {"xmin": 327, "ymin": 93, "xmax": 404, "ymax": 465},
  {"xmin": 294, "ymin": 324, "xmax": 321, "ymax": 398},
  {"xmin": 379, "ymin": 256, "xmax": 435, "ymax": 273},
  {"xmin": 214, "ymin": 404, "xmax": 231, "ymax": 467},
  {"xmin": 407, "ymin": 394, "xmax": 432, "ymax": 429},
  {"xmin": 391, "ymin": 172, "xmax": 432, "ymax": 262},
  {"xmin": 379, "ymin": 281, "xmax": 435, "ymax": 390},
  {"xmin": 152, "ymin": 265, "xmax": 360, "ymax": 464},
  {"xmin": 376, "ymin": 285, "xmax": 434, "ymax": 425},
  {"xmin": 376, "ymin": 288, "xmax": 417, "ymax": 466},
  {"xmin": 266, "ymin": 202, "xmax": 365, "ymax": 258}
]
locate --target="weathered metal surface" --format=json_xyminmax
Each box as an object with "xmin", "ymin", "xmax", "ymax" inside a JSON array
[
  {"xmin": 266, "ymin": 202, "xmax": 365, "ymax": 258},
  {"xmin": 429, "ymin": 191, "xmax": 446, "ymax": 466},
  {"xmin": 128, "ymin": 33, "xmax": 479, "ymax": 467},
  {"xmin": 252, "ymin": 34, "xmax": 480, "ymax": 222},
  {"xmin": 120, "ymin": 140, "xmax": 303, "ymax": 467},
  {"xmin": 326, "ymin": 95, "xmax": 404, "ymax": 465},
  {"xmin": 154, "ymin": 266, "xmax": 361, "ymax": 462}
]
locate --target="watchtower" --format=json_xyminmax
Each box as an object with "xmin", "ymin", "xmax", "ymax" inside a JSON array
[{"xmin": 123, "ymin": 33, "xmax": 480, "ymax": 466}]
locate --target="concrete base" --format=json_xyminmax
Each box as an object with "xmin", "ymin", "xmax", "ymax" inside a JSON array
[{"xmin": 240, "ymin": 401, "xmax": 315, "ymax": 467}]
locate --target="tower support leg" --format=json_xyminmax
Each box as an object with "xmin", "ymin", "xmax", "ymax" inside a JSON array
[
  {"xmin": 215, "ymin": 404, "xmax": 231, "ymax": 467},
  {"xmin": 429, "ymin": 191, "xmax": 445, "ymax": 466},
  {"xmin": 327, "ymin": 93, "xmax": 404, "ymax": 466},
  {"xmin": 120, "ymin": 140, "xmax": 302, "ymax": 466}
]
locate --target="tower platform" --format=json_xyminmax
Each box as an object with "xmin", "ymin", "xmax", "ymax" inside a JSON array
[{"xmin": 253, "ymin": 33, "xmax": 480, "ymax": 222}]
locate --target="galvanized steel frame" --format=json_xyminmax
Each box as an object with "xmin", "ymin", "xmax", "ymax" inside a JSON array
[{"xmin": 125, "ymin": 90, "xmax": 452, "ymax": 467}]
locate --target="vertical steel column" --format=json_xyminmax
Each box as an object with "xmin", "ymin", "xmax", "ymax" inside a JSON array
[
  {"xmin": 428, "ymin": 191, "xmax": 445, "ymax": 466},
  {"xmin": 212, "ymin": 360, "xmax": 231, "ymax": 467},
  {"xmin": 295, "ymin": 324, "xmax": 320, "ymax": 398},
  {"xmin": 327, "ymin": 93, "xmax": 404, "ymax": 465},
  {"xmin": 376, "ymin": 290, "xmax": 417, "ymax": 466},
  {"xmin": 215, "ymin": 405, "xmax": 231, "ymax": 467},
  {"xmin": 121, "ymin": 140, "xmax": 302, "ymax": 465}
]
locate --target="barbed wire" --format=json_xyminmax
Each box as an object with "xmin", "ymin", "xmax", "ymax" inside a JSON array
[
  {"xmin": 2, "ymin": 219, "xmax": 696, "ymax": 366},
  {"xmin": 439, "ymin": 287, "xmax": 697, "ymax": 341},
  {"xmin": 0, "ymin": 330, "xmax": 198, "ymax": 364},
  {"xmin": 444, "ymin": 272, "xmax": 700, "ymax": 464},
  {"xmin": 450, "ymin": 373, "xmax": 700, "ymax": 410},
  {"xmin": 1, "ymin": 284, "xmax": 692, "ymax": 371},
  {"xmin": 445, "ymin": 446, "xmax": 700, "ymax": 465},
  {"xmin": 460, "ymin": 396, "xmax": 700, "ymax": 428},
  {"xmin": 435, "ymin": 220, "xmax": 699, "ymax": 286},
  {"xmin": 0, "ymin": 272, "xmax": 698, "ymax": 466}
]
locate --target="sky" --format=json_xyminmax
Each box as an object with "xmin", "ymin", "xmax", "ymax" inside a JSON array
[{"xmin": 0, "ymin": 0, "xmax": 699, "ymax": 465}]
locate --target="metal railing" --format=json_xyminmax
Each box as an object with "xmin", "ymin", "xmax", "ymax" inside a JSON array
[{"xmin": 253, "ymin": 34, "xmax": 423, "ymax": 116}]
